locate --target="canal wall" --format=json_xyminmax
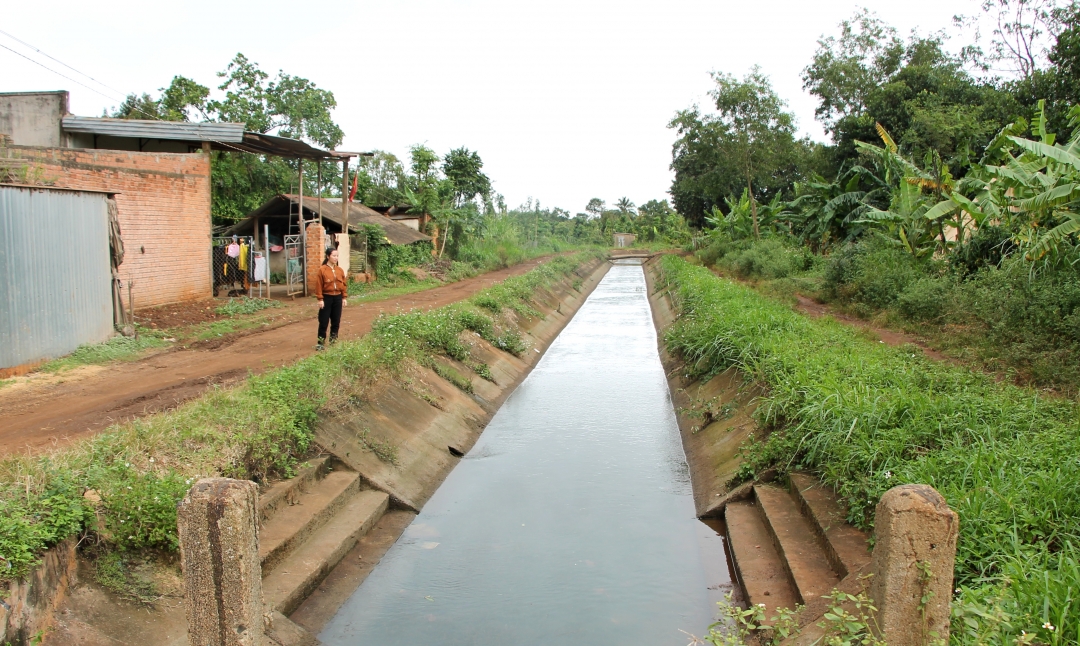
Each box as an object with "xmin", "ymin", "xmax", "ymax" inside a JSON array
[{"xmin": 643, "ymin": 257, "xmax": 765, "ymax": 517}]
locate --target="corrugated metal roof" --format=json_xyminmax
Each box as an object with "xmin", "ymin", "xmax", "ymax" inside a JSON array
[
  {"xmin": 213, "ymin": 132, "xmax": 352, "ymax": 160},
  {"xmin": 223, "ymin": 195, "xmax": 432, "ymax": 246},
  {"xmin": 1, "ymin": 185, "xmax": 114, "ymax": 370},
  {"xmin": 61, "ymin": 116, "xmax": 246, "ymax": 142}
]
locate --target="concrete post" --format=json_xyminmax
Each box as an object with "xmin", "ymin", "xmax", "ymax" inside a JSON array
[
  {"xmin": 178, "ymin": 478, "xmax": 264, "ymax": 646},
  {"xmin": 868, "ymin": 484, "xmax": 958, "ymax": 646}
]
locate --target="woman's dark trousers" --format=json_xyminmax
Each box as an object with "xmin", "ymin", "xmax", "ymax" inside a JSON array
[{"xmin": 318, "ymin": 294, "xmax": 343, "ymax": 344}]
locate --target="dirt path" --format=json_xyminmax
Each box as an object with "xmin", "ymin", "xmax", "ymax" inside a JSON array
[
  {"xmin": 792, "ymin": 294, "xmax": 949, "ymax": 361},
  {"xmin": 0, "ymin": 258, "xmax": 553, "ymax": 456}
]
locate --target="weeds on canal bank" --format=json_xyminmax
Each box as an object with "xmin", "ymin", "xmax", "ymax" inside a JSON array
[
  {"xmin": 0, "ymin": 252, "xmax": 599, "ymax": 583},
  {"xmin": 658, "ymin": 255, "xmax": 1080, "ymax": 644}
]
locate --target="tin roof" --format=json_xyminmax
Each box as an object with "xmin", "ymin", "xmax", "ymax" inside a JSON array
[
  {"xmin": 61, "ymin": 116, "xmax": 246, "ymax": 142},
  {"xmin": 224, "ymin": 195, "xmax": 431, "ymax": 245},
  {"xmin": 60, "ymin": 117, "xmax": 353, "ymax": 160}
]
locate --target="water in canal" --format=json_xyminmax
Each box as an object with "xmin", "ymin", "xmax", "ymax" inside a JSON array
[{"xmin": 320, "ymin": 262, "xmax": 730, "ymax": 645}]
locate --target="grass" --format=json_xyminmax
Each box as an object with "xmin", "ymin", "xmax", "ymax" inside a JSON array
[
  {"xmin": 657, "ymin": 255, "xmax": 1080, "ymax": 645},
  {"xmin": 347, "ymin": 278, "xmax": 442, "ymax": 300},
  {"xmin": 700, "ymin": 234, "xmax": 1080, "ymax": 396},
  {"xmin": 0, "ymin": 251, "xmax": 600, "ymax": 586},
  {"xmin": 215, "ymin": 297, "xmax": 281, "ymax": 317},
  {"xmin": 38, "ymin": 334, "xmax": 170, "ymax": 372}
]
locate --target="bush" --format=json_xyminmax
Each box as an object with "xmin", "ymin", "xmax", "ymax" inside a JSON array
[
  {"xmin": 215, "ymin": 297, "xmax": 281, "ymax": 317},
  {"xmin": 823, "ymin": 237, "xmax": 931, "ymax": 309},
  {"xmin": 896, "ymin": 277, "xmax": 954, "ymax": 322},
  {"xmin": 698, "ymin": 236, "xmax": 814, "ymax": 281}
]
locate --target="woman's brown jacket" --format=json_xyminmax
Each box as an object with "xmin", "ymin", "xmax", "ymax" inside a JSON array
[{"xmin": 314, "ymin": 264, "xmax": 347, "ymax": 299}]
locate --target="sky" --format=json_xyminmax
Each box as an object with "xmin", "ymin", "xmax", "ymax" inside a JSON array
[{"xmin": 1, "ymin": 0, "xmax": 984, "ymax": 214}]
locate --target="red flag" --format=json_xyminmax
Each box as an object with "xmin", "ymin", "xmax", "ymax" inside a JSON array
[{"xmin": 349, "ymin": 170, "xmax": 358, "ymax": 202}]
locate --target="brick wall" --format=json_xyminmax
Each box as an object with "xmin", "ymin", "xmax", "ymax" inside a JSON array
[
  {"xmin": 2, "ymin": 145, "xmax": 211, "ymax": 308},
  {"xmin": 305, "ymin": 223, "xmax": 325, "ymax": 295}
]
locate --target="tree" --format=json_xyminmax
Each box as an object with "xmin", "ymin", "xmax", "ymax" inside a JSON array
[
  {"xmin": 614, "ymin": 197, "xmax": 636, "ymax": 215},
  {"xmin": 981, "ymin": 0, "xmax": 1063, "ymax": 79},
  {"xmin": 801, "ymin": 9, "xmax": 905, "ymax": 134},
  {"xmin": 130, "ymin": 54, "xmax": 346, "ymax": 223},
  {"xmin": 209, "ymin": 53, "xmax": 342, "ymax": 149},
  {"xmin": 708, "ymin": 67, "xmax": 798, "ymax": 238},
  {"xmin": 354, "ymin": 151, "xmax": 405, "ymax": 205},
  {"xmin": 408, "ymin": 145, "xmax": 441, "ymax": 187},
  {"xmin": 442, "ymin": 147, "xmax": 491, "ymax": 206},
  {"xmin": 585, "ymin": 198, "xmax": 605, "ymax": 219},
  {"xmin": 159, "ymin": 76, "xmax": 210, "ymax": 122}
]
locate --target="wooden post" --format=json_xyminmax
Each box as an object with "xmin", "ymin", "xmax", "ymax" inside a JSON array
[
  {"xmin": 298, "ymin": 160, "xmax": 306, "ymax": 296},
  {"xmin": 342, "ymin": 158, "xmax": 350, "ymax": 238}
]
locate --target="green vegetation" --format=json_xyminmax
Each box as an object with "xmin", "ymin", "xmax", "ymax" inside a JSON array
[
  {"xmin": 214, "ymin": 297, "xmax": 281, "ymax": 317},
  {"xmin": 38, "ymin": 334, "xmax": 170, "ymax": 372},
  {"xmin": 675, "ymin": 4, "xmax": 1080, "ymax": 395},
  {"xmin": 0, "ymin": 253, "xmax": 597, "ymax": 583},
  {"xmin": 659, "ymin": 255, "xmax": 1080, "ymax": 644}
]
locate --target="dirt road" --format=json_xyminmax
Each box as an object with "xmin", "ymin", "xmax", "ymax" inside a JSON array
[
  {"xmin": 792, "ymin": 294, "xmax": 948, "ymax": 361},
  {"xmin": 0, "ymin": 259, "xmax": 552, "ymax": 456}
]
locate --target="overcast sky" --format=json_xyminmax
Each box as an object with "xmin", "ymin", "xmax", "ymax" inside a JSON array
[{"xmin": 2, "ymin": 0, "xmax": 982, "ymax": 213}]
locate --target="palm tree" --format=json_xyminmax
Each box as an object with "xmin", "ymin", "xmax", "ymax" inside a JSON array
[{"xmin": 615, "ymin": 197, "xmax": 636, "ymax": 216}]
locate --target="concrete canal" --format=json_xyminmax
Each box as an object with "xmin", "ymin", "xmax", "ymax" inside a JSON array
[{"xmin": 319, "ymin": 261, "xmax": 731, "ymax": 645}]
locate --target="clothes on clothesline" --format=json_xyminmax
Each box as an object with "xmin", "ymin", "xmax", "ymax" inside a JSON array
[
  {"xmin": 226, "ymin": 242, "xmax": 241, "ymax": 258},
  {"xmin": 238, "ymin": 244, "xmax": 249, "ymax": 271},
  {"xmin": 253, "ymin": 255, "xmax": 267, "ymax": 282}
]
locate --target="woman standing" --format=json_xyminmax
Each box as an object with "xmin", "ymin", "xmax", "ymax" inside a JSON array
[{"xmin": 315, "ymin": 247, "xmax": 348, "ymax": 350}]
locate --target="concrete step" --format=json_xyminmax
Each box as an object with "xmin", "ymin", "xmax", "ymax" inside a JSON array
[
  {"xmin": 754, "ymin": 485, "xmax": 840, "ymax": 606},
  {"xmin": 260, "ymin": 469, "xmax": 361, "ymax": 575},
  {"xmin": 262, "ymin": 489, "xmax": 390, "ymax": 615},
  {"xmin": 788, "ymin": 473, "xmax": 871, "ymax": 579},
  {"xmin": 259, "ymin": 456, "xmax": 332, "ymax": 523},
  {"xmin": 724, "ymin": 500, "xmax": 800, "ymax": 620}
]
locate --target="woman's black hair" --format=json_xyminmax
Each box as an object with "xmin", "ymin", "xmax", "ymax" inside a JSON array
[{"xmin": 322, "ymin": 247, "xmax": 336, "ymax": 265}]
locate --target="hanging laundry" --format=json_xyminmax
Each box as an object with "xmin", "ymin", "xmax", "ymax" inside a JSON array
[
  {"xmin": 239, "ymin": 243, "xmax": 249, "ymax": 271},
  {"xmin": 253, "ymin": 255, "xmax": 267, "ymax": 282}
]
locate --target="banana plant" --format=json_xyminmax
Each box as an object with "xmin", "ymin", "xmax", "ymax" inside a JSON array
[
  {"xmin": 854, "ymin": 124, "xmax": 953, "ymax": 256},
  {"xmin": 958, "ymin": 101, "xmax": 1080, "ymax": 263},
  {"xmin": 776, "ymin": 164, "xmax": 887, "ymax": 249}
]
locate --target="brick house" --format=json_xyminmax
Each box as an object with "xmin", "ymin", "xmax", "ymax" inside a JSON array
[{"xmin": 0, "ymin": 91, "xmax": 242, "ymax": 308}]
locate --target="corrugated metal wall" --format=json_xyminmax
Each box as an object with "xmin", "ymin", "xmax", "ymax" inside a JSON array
[{"xmin": 1, "ymin": 186, "xmax": 113, "ymax": 370}]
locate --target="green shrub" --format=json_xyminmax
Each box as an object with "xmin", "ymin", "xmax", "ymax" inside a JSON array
[
  {"xmin": 215, "ymin": 297, "xmax": 281, "ymax": 317},
  {"xmin": 896, "ymin": 277, "xmax": 954, "ymax": 322},
  {"xmin": 824, "ymin": 237, "xmax": 931, "ymax": 309}
]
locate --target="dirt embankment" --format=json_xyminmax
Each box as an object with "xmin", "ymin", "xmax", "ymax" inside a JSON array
[{"xmin": 0, "ymin": 257, "xmax": 558, "ymax": 457}]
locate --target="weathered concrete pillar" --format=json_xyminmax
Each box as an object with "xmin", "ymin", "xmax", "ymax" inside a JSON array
[
  {"xmin": 869, "ymin": 484, "xmax": 958, "ymax": 646},
  {"xmin": 178, "ymin": 478, "xmax": 264, "ymax": 646}
]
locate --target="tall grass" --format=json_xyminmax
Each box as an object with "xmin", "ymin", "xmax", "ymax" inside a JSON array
[
  {"xmin": 658, "ymin": 255, "xmax": 1080, "ymax": 644},
  {"xmin": 0, "ymin": 252, "xmax": 600, "ymax": 581}
]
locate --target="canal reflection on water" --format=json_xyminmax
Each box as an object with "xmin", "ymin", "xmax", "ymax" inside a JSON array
[{"xmin": 320, "ymin": 262, "xmax": 730, "ymax": 645}]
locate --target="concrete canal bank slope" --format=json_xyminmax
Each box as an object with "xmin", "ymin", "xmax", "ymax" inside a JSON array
[{"xmin": 643, "ymin": 257, "xmax": 880, "ymax": 641}]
